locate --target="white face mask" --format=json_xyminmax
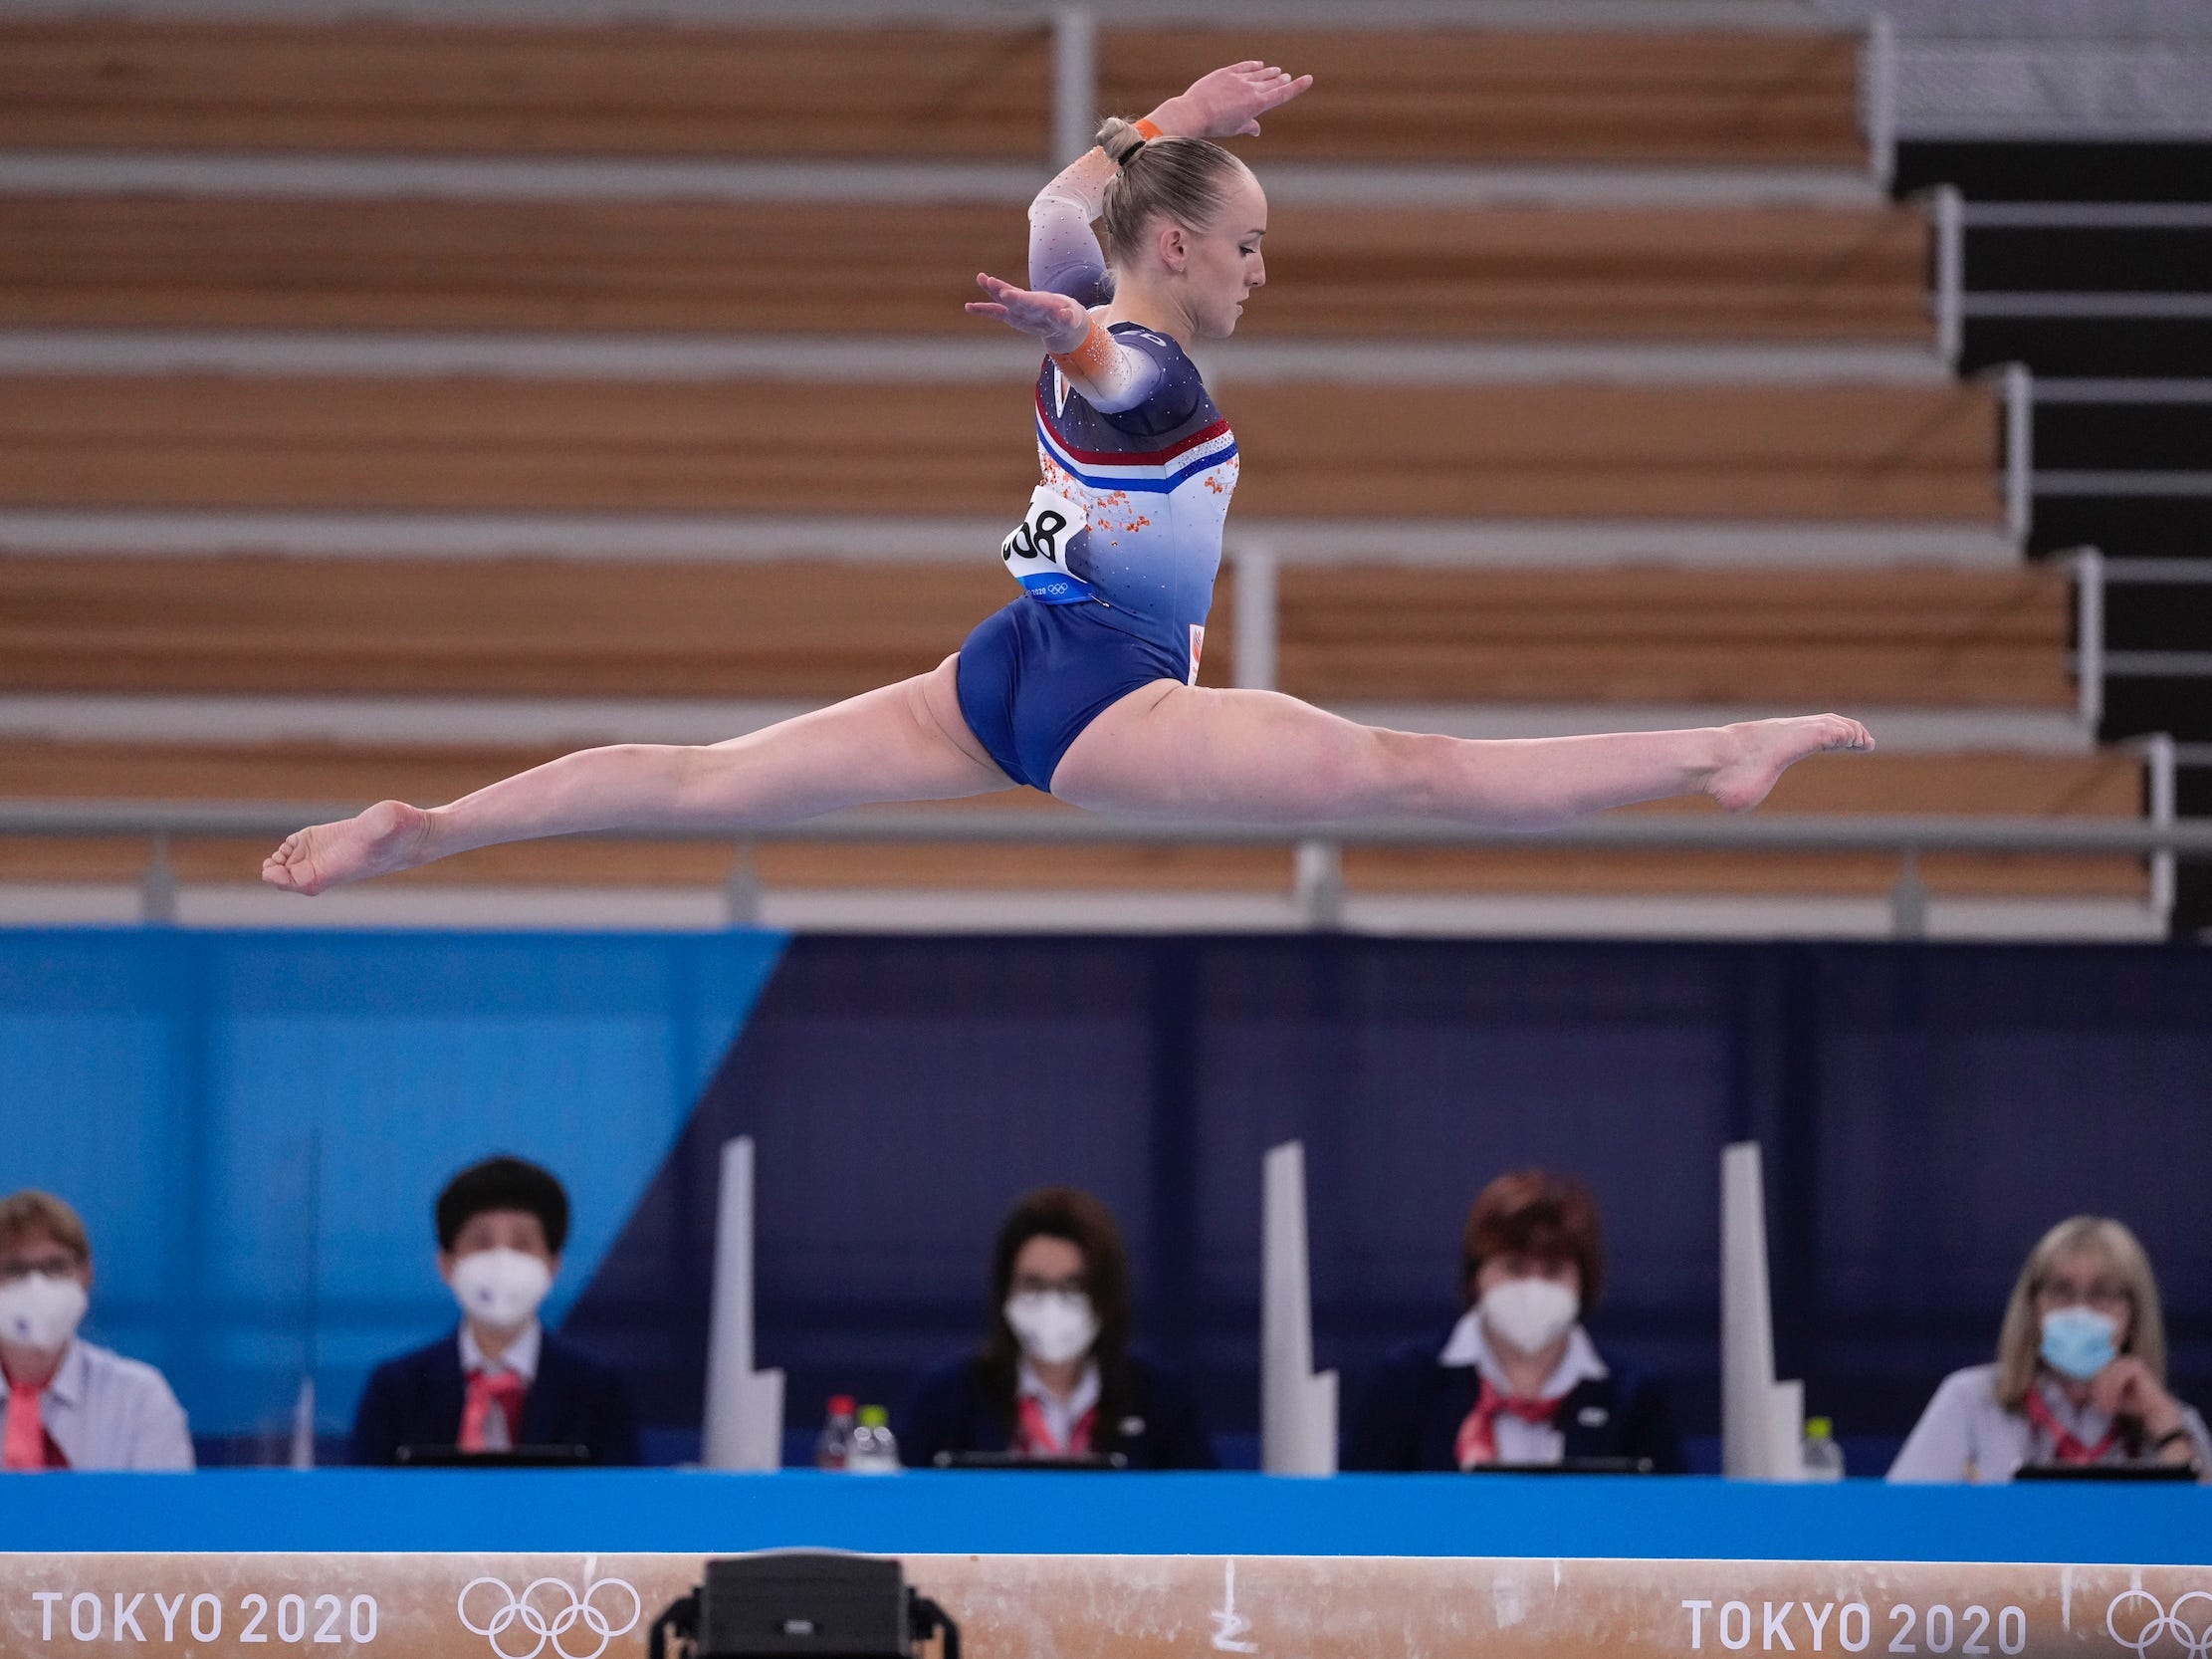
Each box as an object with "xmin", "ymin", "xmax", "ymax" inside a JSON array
[
  {"xmin": 449, "ymin": 1249, "xmax": 553, "ymax": 1333},
  {"xmin": 0, "ymin": 1273, "xmax": 90, "ymax": 1354},
  {"xmin": 1004, "ymin": 1291, "xmax": 1099, "ymax": 1367},
  {"xmin": 1478, "ymin": 1276, "xmax": 1580, "ymax": 1358}
]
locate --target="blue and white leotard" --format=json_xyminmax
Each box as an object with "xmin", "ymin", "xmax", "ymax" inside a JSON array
[
  {"xmin": 1031, "ymin": 330, "xmax": 1238, "ymax": 634},
  {"xmin": 956, "ymin": 145, "xmax": 1240, "ymax": 792}
]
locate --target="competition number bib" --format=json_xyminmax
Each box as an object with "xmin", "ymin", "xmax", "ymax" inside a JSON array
[{"xmin": 1001, "ymin": 486, "xmax": 1097, "ymax": 605}]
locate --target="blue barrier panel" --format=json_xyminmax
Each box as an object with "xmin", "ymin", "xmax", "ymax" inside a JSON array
[
  {"xmin": 8, "ymin": 929, "xmax": 2212, "ymax": 1467},
  {"xmin": 0, "ymin": 928, "xmax": 786, "ymax": 1442}
]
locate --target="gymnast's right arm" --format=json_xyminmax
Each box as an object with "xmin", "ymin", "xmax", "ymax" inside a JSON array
[
  {"xmin": 1007, "ymin": 60, "xmax": 1313, "ymax": 409},
  {"xmin": 1028, "ymin": 59, "xmax": 1310, "ymax": 303},
  {"xmin": 1025, "ymin": 139, "xmax": 1124, "ymax": 308}
]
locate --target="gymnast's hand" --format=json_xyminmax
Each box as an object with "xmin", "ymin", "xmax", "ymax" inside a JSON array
[
  {"xmin": 1150, "ymin": 61, "xmax": 1314, "ymax": 139},
  {"xmin": 966, "ymin": 273, "xmax": 1092, "ymax": 353}
]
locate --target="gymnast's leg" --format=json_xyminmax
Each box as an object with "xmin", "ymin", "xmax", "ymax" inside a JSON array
[
  {"xmin": 261, "ymin": 656, "xmax": 1011, "ymax": 894},
  {"xmin": 1046, "ymin": 681, "xmax": 1872, "ymax": 826}
]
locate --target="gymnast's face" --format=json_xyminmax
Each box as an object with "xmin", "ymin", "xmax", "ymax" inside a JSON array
[{"xmin": 1153, "ymin": 166, "xmax": 1268, "ymax": 341}]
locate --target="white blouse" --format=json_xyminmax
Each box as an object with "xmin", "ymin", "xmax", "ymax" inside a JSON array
[{"xmin": 1887, "ymin": 1363, "xmax": 2211, "ymax": 1483}]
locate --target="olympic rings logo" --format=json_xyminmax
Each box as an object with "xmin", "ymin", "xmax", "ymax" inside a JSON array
[
  {"xmin": 458, "ymin": 1574, "xmax": 643, "ymax": 1659},
  {"xmin": 2108, "ymin": 1590, "xmax": 2212, "ymax": 1657}
]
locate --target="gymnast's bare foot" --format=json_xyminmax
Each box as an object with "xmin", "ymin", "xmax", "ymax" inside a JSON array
[
  {"xmin": 1706, "ymin": 715, "xmax": 1875, "ymax": 814},
  {"xmin": 262, "ymin": 800, "xmax": 434, "ymax": 895}
]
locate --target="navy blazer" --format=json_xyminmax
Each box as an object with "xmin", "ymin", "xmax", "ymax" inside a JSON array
[
  {"xmin": 900, "ymin": 1352, "xmax": 1217, "ymax": 1471},
  {"xmin": 1345, "ymin": 1321, "xmax": 1687, "ymax": 1474},
  {"xmin": 348, "ymin": 1326, "xmax": 639, "ymax": 1467}
]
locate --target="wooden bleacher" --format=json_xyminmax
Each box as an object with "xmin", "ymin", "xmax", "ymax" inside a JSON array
[
  {"xmin": 0, "ymin": 20, "xmax": 1859, "ymax": 165},
  {"xmin": 0, "ymin": 375, "xmax": 2000, "ymax": 521},
  {"xmin": 1257, "ymin": 203, "xmax": 1929, "ymax": 342},
  {"xmin": 1264, "ymin": 567, "xmax": 2072, "ymax": 708},
  {"xmin": 0, "ymin": 20, "xmax": 1052, "ymax": 157},
  {"xmin": 1103, "ymin": 28, "xmax": 1866, "ymax": 164},
  {"xmin": 0, "ymin": 11, "xmax": 2140, "ymax": 929},
  {"xmin": 0, "ymin": 557, "xmax": 2069, "ymax": 708},
  {"xmin": 0, "ymin": 196, "xmax": 1929, "ymax": 343}
]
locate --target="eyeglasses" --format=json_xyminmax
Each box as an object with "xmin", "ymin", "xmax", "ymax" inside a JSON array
[
  {"xmin": 2036, "ymin": 1276, "xmax": 2130, "ymax": 1313},
  {"xmin": 0, "ymin": 1255, "xmax": 81, "ymax": 1284},
  {"xmin": 1010, "ymin": 1274, "xmax": 1088, "ymax": 1299}
]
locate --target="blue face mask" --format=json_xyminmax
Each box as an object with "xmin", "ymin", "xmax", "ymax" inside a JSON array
[{"xmin": 2039, "ymin": 1305, "xmax": 2120, "ymax": 1381}]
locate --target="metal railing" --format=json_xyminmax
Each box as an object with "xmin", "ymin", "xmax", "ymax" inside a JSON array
[
  {"xmin": 2002, "ymin": 360, "xmax": 2034, "ymax": 544},
  {"xmin": 3, "ymin": 797, "xmax": 2197, "ymax": 938},
  {"xmin": 1928, "ymin": 182, "xmax": 1964, "ymax": 368},
  {"xmin": 1921, "ymin": 175, "xmax": 2032, "ymax": 538},
  {"xmin": 2073, "ymin": 549, "xmax": 2212, "ymax": 726},
  {"xmin": 3, "ymin": 541, "xmax": 2189, "ymax": 936}
]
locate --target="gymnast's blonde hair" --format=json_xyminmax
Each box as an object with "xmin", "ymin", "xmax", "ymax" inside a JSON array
[{"xmin": 1093, "ymin": 117, "xmax": 1250, "ymax": 269}]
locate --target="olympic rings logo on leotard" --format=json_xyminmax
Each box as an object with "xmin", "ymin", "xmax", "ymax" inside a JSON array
[
  {"xmin": 457, "ymin": 1574, "xmax": 643, "ymax": 1659},
  {"xmin": 2107, "ymin": 1589, "xmax": 2212, "ymax": 1657}
]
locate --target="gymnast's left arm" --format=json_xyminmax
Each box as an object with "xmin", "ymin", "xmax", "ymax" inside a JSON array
[{"xmin": 965, "ymin": 271, "xmax": 1161, "ymax": 412}]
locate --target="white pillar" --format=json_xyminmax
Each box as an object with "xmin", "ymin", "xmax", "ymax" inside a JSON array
[
  {"xmin": 1721, "ymin": 1141, "xmax": 1803, "ymax": 1480},
  {"xmin": 1233, "ymin": 541, "xmax": 1278, "ymax": 692},
  {"xmin": 1052, "ymin": 5, "xmax": 1098, "ymax": 167},
  {"xmin": 702, "ymin": 1136, "xmax": 786, "ymax": 1470},
  {"xmin": 1261, "ymin": 1141, "xmax": 1338, "ymax": 1475},
  {"xmin": 1863, "ymin": 14, "xmax": 1898, "ymax": 193}
]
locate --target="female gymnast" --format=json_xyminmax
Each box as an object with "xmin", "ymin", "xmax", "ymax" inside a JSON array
[{"xmin": 263, "ymin": 61, "xmax": 1871, "ymax": 897}]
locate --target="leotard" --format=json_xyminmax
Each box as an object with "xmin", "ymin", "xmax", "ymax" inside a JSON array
[{"xmin": 955, "ymin": 146, "xmax": 1240, "ymax": 791}]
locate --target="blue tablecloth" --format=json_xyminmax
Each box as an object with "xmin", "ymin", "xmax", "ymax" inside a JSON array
[{"xmin": 5, "ymin": 1471, "xmax": 2208, "ymax": 1562}]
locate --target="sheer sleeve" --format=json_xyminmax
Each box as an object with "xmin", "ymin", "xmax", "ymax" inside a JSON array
[
  {"xmin": 1027, "ymin": 147, "xmax": 1117, "ymax": 306},
  {"xmin": 1051, "ymin": 317, "xmax": 1166, "ymax": 415}
]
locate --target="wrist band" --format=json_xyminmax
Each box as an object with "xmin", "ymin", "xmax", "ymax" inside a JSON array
[
  {"xmin": 1134, "ymin": 118, "xmax": 1163, "ymax": 141},
  {"xmin": 1050, "ymin": 316, "xmax": 1117, "ymax": 381}
]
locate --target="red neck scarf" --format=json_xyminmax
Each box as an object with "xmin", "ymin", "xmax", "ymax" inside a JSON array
[
  {"xmin": 1013, "ymin": 1394, "xmax": 1096, "ymax": 1458},
  {"xmin": 459, "ymin": 1368, "xmax": 527, "ymax": 1452},
  {"xmin": 2, "ymin": 1376, "xmax": 67, "ymax": 1472},
  {"xmin": 1455, "ymin": 1377, "xmax": 1565, "ymax": 1470},
  {"xmin": 2023, "ymin": 1388, "xmax": 2116, "ymax": 1466}
]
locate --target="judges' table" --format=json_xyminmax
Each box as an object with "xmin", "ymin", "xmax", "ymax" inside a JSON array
[{"xmin": 3, "ymin": 1473, "xmax": 2208, "ymax": 1659}]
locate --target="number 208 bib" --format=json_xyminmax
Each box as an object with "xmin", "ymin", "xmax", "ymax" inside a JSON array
[{"xmin": 1001, "ymin": 486, "xmax": 1098, "ymax": 605}]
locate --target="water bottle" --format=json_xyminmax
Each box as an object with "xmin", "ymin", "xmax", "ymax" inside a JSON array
[
  {"xmin": 814, "ymin": 1395, "xmax": 857, "ymax": 1471},
  {"xmin": 846, "ymin": 1405, "xmax": 901, "ymax": 1474},
  {"xmin": 1802, "ymin": 1415, "xmax": 1846, "ymax": 1481}
]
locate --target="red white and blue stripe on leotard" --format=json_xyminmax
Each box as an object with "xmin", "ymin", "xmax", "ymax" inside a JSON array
[
  {"xmin": 1031, "ymin": 322, "xmax": 1239, "ymax": 634},
  {"xmin": 1033, "ymin": 388, "xmax": 1238, "ymax": 495}
]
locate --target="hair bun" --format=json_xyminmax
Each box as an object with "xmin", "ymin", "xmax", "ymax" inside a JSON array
[{"xmin": 1095, "ymin": 116, "xmax": 1149, "ymax": 167}]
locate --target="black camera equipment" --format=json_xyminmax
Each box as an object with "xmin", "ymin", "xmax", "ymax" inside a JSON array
[{"xmin": 648, "ymin": 1552, "xmax": 959, "ymax": 1659}]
